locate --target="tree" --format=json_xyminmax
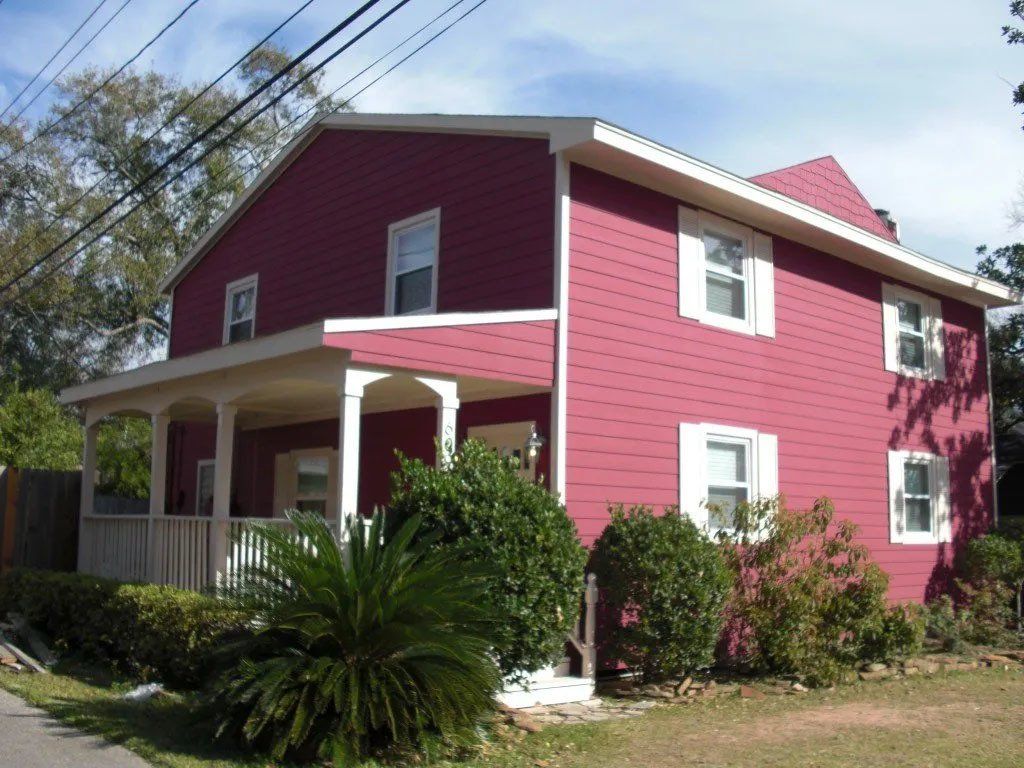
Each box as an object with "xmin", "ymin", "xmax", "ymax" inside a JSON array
[
  {"xmin": 976, "ymin": 245, "xmax": 1024, "ymax": 431},
  {"xmin": 0, "ymin": 44, "xmax": 343, "ymax": 393},
  {"xmin": 1004, "ymin": 1, "xmax": 1024, "ymax": 131}
]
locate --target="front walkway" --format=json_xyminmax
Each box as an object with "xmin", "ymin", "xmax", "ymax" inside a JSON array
[{"xmin": 0, "ymin": 688, "xmax": 149, "ymax": 768}]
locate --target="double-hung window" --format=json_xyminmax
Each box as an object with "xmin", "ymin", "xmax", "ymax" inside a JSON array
[
  {"xmin": 223, "ymin": 274, "xmax": 257, "ymax": 344},
  {"xmin": 294, "ymin": 454, "xmax": 330, "ymax": 516},
  {"xmin": 882, "ymin": 283, "xmax": 945, "ymax": 380},
  {"xmin": 273, "ymin": 448, "xmax": 338, "ymax": 519},
  {"xmin": 386, "ymin": 208, "xmax": 440, "ymax": 315},
  {"xmin": 887, "ymin": 450, "xmax": 951, "ymax": 544},
  {"xmin": 678, "ymin": 208, "xmax": 775, "ymax": 337},
  {"xmin": 679, "ymin": 422, "xmax": 779, "ymax": 535}
]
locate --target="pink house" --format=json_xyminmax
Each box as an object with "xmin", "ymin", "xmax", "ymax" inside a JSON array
[{"xmin": 61, "ymin": 115, "xmax": 1016, "ymax": 697}]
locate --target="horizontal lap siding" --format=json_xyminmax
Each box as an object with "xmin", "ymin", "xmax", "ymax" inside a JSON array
[
  {"xmin": 565, "ymin": 165, "xmax": 992, "ymax": 602},
  {"xmin": 326, "ymin": 320, "xmax": 556, "ymax": 386},
  {"xmin": 170, "ymin": 131, "xmax": 555, "ymax": 357}
]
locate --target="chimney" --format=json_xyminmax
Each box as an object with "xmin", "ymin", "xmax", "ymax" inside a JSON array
[{"xmin": 873, "ymin": 208, "xmax": 900, "ymax": 242}]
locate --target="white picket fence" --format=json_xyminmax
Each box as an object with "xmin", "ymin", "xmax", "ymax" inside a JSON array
[{"xmin": 78, "ymin": 514, "xmax": 341, "ymax": 592}]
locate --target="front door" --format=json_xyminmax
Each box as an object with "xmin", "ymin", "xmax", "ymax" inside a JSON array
[{"xmin": 467, "ymin": 421, "xmax": 538, "ymax": 481}]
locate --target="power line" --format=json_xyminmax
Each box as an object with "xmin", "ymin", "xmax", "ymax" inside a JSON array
[
  {"xmin": 0, "ymin": 0, "xmax": 111, "ymax": 121},
  {"xmin": 1, "ymin": 0, "xmax": 135, "ymax": 128},
  {"xmin": 0, "ymin": 0, "xmax": 320, "ymax": 275},
  {"xmin": 0, "ymin": 0, "xmax": 200, "ymax": 166},
  {"xmin": 10, "ymin": 0, "xmax": 488, "ymax": 306},
  {"xmin": 0, "ymin": 0, "xmax": 402, "ymax": 297}
]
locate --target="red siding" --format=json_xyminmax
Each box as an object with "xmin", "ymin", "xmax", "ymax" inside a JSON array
[
  {"xmin": 169, "ymin": 130, "xmax": 556, "ymax": 357},
  {"xmin": 325, "ymin": 320, "xmax": 556, "ymax": 386},
  {"xmin": 564, "ymin": 165, "xmax": 993, "ymax": 602},
  {"xmin": 167, "ymin": 393, "xmax": 551, "ymax": 519}
]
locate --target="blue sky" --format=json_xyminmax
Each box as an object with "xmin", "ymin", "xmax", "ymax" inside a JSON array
[{"xmin": 0, "ymin": 0, "xmax": 1021, "ymax": 270}]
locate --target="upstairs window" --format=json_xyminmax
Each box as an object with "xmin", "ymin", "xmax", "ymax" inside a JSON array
[
  {"xmin": 386, "ymin": 208, "xmax": 440, "ymax": 315},
  {"xmin": 679, "ymin": 208, "xmax": 775, "ymax": 337},
  {"xmin": 223, "ymin": 274, "xmax": 257, "ymax": 344},
  {"xmin": 887, "ymin": 449, "xmax": 951, "ymax": 544},
  {"xmin": 882, "ymin": 283, "xmax": 945, "ymax": 380}
]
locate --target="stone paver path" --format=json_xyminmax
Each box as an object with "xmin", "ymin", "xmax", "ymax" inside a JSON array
[{"xmin": 0, "ymin": 687, "xmax": 149, "ymax": 768}]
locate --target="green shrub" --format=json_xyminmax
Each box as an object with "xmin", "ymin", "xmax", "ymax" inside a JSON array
[
  {"xmin": 924, "ymin": 595, "xmax": 966, "ymax": 653},
  {"xmin": 387, "ymin": 439, "xmax": 588, "ymax": 680},
  {"xmin": 718, "ymin": 496, "xmax": 923, "ymax": 686},
  {"xmin": 0, "ymin": 568, "xmax": 246, "ymax": 688},
  {"xmin": 957, "ymin": 579, "xmax": 1019, "ymax": 647},
  {"xmin": 591, "ymin": 504, "xmax": 729, "ymax": 683},
  {"xmin": 213, "ymin": 511, "xmax": 501, "ymax": 764},
  {"xmin": 861, "ymin": 603, "xmax": 925, "ymax": 662},
  {"xmin": 964, "ymin": 533, "xmax": 1024, "ymax": 627}
]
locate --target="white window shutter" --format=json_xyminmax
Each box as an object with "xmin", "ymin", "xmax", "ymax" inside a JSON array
[
  {"xmin": 273, "ymin": 453, "xmax": 295, "ymax": 517},
  {"xmin": 934, "ymin": 455, "xmax": 952, "ymax": 543},
  {"xmin": 753, "ymin": 232, "xmax": 776, "ymax": 338},
  {"xmin": 679, "ymin": 423, "xmax": 706, "ymax": 526},
  {"xmin": 881, "ymin": 284, "xmax": 899, "ymax": 372},
  {"xmin": 928, "ymin": 297, "xmax": 946, "ymax": 381},
  {"xmin": 756, "ymin": 432, "xmax": 779, "ymax": 499},
  {"xmin": 887, "ymin": 450, "xmax": 905, "ymax": 544},
  {"xmin": 678, "ymin": 206, "xmax": 702, "ymax": 320}
]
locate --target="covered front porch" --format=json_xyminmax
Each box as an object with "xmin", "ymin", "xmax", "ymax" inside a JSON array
[{"xmin": 60, "ymin": 311, "xmax": 558, "ymax": 593}]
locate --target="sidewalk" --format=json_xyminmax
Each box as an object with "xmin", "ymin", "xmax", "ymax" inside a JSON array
[{"xmin": 0, "ymin": 687, "xmax": 149, "ymax": 768}]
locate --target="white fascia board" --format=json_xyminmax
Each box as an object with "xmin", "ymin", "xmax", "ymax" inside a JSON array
[
  {"xmin": 582, "ymin": 120, "xmax": 1018, "ymax": 308},
  {"xmin": 60, "ymin": 322, "xmax": 327, "ymax": 405},
  {"xmin": 323, "ymin": 308, "xmax": 557, "ymax": 333},
  {"xmin": 318, "ymin": 112, "xmax": 595, "ymax": 144}
]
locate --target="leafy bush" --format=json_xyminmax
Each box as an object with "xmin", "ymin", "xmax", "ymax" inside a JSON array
[
  {"xmin": 861, "ymin": 603, "xmax": 925, "ymax": 662},
  {"xmin": 718, "ymin": 496, "xmax": 924, "ymax": 686},
  {"xmin": 213, "ymin": 511, "xmax": 501, "ymax": 764},
  {"xmin": 591, "ymin": 504, "xmax": 729, "ymax": 683},
  {"xmin": 387, "ymin": 439, "xmax": 588, "ymax": 680},
  {"xmin": 957, "ymin": 579, "xmax": 1018, "ymax": 646},
  {"xmin": 924, "ymin": 595, "xmax": 965, "ymax": 653},
  {"xmin": 0, "ymin": 568, "xmax": 246, "ymax": 687},
  {"xmin": 964, "ymin": 532, "xmax": 1024, "ymax": 627}
]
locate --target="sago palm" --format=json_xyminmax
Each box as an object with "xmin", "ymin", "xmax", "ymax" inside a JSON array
[{"xmin": 213, "ymin": 510, "xmax": 502, "ymax": 764}]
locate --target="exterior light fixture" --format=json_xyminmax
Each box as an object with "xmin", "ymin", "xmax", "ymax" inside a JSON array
[{"xmin": 524, "ymin": 425, "xmax": 546, "ymax": 465}]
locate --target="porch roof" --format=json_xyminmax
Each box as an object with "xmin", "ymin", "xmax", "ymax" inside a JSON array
[{"xmin": 59, "ymin": 309, "xmax": 557, "ymax": 423}]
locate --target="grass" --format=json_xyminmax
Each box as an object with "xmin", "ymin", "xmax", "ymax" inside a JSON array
[{"xmin": 1, "ymin": 664, "xmax": 1023, "ymax": 767}]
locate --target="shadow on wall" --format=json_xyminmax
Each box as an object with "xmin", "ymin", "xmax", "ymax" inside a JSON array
[{"xmin": 885, "ymin": 327, "xmax": 992, "ymax": 602}]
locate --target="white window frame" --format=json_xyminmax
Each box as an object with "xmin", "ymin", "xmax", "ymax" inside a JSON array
[
  {"xmin": 679, "ymin": 422, "xmax": 779, "ymax": 536},
  {"xmin": 887, "ymin": 449, "xmax": 951, "ymax": 545},
  {"xmin": 881, "ymin": 283, "xmax": 946, "ymax": 381},
  {"xmin": 678, "ymin": 207, "xmax": 775, "ymax": 337},
  {"xmin": 222, "ymin": 273, "xmax": 258, "ymax": 345},
  {"xmin": 385, "ymin": 207, "xmax": 440, "ymax": 316},
  {"xmin": 195, "ymin": 459, "xmax": 215, "ymax": 517}
]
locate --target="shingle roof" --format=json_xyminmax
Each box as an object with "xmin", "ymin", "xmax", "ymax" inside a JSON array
[{"xmin": 749, "ymin": 155, "xmax": 898, "ymax": 242}]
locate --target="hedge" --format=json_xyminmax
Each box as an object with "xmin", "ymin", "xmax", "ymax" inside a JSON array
[{"xmin": 0, "ymin": 569, "xmax": 249, "ymax": 688}]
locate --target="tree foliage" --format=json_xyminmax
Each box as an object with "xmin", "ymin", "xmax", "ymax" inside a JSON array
[
  {"xmin": 0, "ymin": 44, "xmax": 343, "ymax": 392},
  {"xmin": 976, "ymin": 244, "xmax": 1024, "ymax": 430}
]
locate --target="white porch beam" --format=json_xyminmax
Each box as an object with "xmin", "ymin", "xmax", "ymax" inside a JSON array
[
  {"xmin": 77, "ymin": 417, "xmax": 99, "ymax": 573},
  {"xmin": 209, "ymin": 403, "xmax": 237, "ymax": 582},
  {"xmin": 415, "ymin": 375, "xmax": 460, "ymax": 466},
  {"xmin": 337, "ymin": 368, "xmax": 391, "ymax": 537}
]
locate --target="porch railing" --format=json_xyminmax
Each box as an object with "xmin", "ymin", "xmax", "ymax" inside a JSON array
[{"xmin": 78, "ymin": 514, "xmax": 340, "ymax": 592}]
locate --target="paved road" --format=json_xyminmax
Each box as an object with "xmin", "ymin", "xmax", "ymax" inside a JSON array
[{"xmin": 0, "ymin": 687, "xmax": 149, "ymax": 768}]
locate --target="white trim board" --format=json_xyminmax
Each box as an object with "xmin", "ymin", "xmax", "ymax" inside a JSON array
[
  {"xmin": 323, "ymin": 308, "xmax": 557, "ymax": 333},
  {"xmin": 156, "ymin": 113, "xmax": 1017, "ymax": 308}
]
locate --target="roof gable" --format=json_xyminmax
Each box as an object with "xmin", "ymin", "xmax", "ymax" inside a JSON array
[{"xmin": 749, "ymin": 156, "xmax": 898, "ymax": 242}]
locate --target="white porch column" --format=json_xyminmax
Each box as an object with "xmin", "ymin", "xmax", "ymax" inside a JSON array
[
  {"xmin": 337, "ymin": 368, "xmax": 391, "ymax": 539},
  {"xmin": 147, "ymin": 411, "xmax": 169, "ymax": 582},
  {"xmin": 77, "ymin": 415, "xmax": 99, "ymax": 573},
  {"xmin": 415, "ymin": 376, "xmax": 460, "ymax": 467},
  {"xmin": 209, "ymin": 403, "xmax": 236, "ymax": 583}
]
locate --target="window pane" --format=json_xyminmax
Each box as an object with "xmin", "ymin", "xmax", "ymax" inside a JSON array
[
  {"xmin": 706, "ymin": 272, "xmax": 746, "ymax": 319},
  {"xmin": 296, "ymin": 499, "xmax": 327, "ymax": 516},
  {"xmin": 703, "ymin": 230, "xmax": 745, "ymax": 275},
  {"xmin": 230, "ymin": 286, "xmax": 254, "ymax": 322},
  {"xmin": 906, "ymin": 498, "xmax": 932, "ymax": 532},
  {"xmin": 228, "ymin": 319, "xmax": 253, "ymax": 343},
  {"xmin": 395, "ymin": 266, "xmax": 433, "ymax": 314},
  {"xmin": 395, "ymin": 222, "xmax": 436, "ymax": 273},
  {"xmin": 296, "ymin": 456, "xmax": 329, "ymax": 495},
  {"xmin": 707, "ymin": 440, "xmax": 747, "ymax": 485},
  {"xmin": 904, "ymin": 462, "xmax": 929, "ymax": 496},
  {"xmin": 899, "ymin": 333, "xmax": 925, "ymax": 369},
  {"xmin": 897, "ymin": 299, "xmax": 922, "ymax": 333},
  {"xmin": 707, "ymin": 486, "xmax": 748, "ymax": 529}
]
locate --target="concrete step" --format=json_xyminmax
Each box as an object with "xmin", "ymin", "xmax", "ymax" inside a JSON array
[{"xmin": 498, "ymin": 675, "xmax": 596, "ymax": 708}]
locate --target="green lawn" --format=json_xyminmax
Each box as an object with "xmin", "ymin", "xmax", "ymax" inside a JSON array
[{"xmin": 2, "ymin": 665, "xmax": 1023, "ymax": 768}]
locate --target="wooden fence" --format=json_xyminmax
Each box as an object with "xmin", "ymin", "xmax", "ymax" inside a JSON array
[{"xmin": 0, "ymin": 467, "xmax": 81, "ymax": 573}]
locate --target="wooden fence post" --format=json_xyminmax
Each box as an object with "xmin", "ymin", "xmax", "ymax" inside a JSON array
[{"xmin": 0, "ymin": 467, "xmax": 19, "ymax": 573}]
